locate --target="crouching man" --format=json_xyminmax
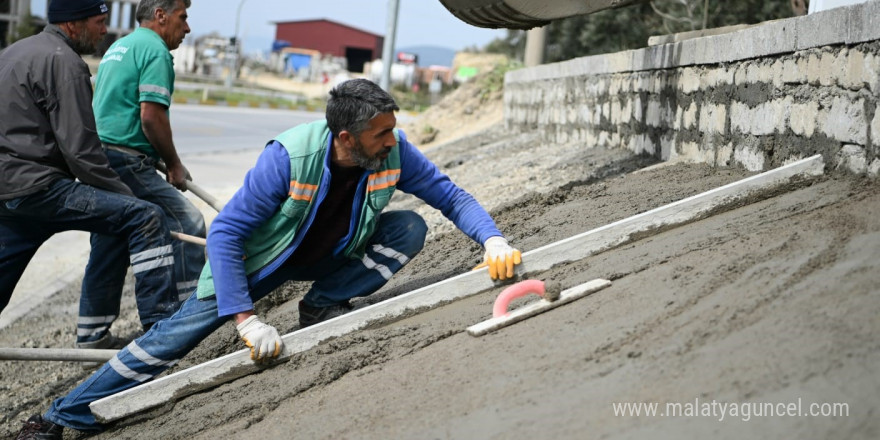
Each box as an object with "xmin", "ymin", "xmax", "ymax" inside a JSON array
[{"xmin": 16, "ymin": 78, "xmax": 521, "ymax": 438}]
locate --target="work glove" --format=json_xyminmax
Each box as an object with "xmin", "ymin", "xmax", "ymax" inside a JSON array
[
  {"xmin": 475, "ymin": 236, "xmax": 522, "ymax": 281},
  {"xmin": 236, "ymin": 315, "xmax": 283, "ymax": 363}
]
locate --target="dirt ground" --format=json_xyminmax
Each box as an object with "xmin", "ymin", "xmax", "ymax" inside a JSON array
[{"xmin": 1, "ymin": 76, "xmax": 879, "ymax": 438}]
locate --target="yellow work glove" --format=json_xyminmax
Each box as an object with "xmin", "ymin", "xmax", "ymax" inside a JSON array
[
  {"xmin": 474, "ymin": 236, "xmax": 522, "ymax": 281},
  {"xmin": 235, "ymin": 315, "xmax": 283, "ymax": 363}
]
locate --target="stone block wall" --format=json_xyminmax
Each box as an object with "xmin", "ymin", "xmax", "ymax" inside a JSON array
[{"xmin": 504, "ymin": 0, "xmax": 880, "ymax": 175}]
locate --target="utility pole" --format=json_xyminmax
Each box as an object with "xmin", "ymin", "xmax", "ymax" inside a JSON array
[
  {"xmin": 225, "ymin": 0, "xmax": 247, "ymax": 89},
  {"xmin": 524, "ymin": 26, "xmax": 546, "ymax": 67},
  {"xmin": 379, "ymin": 0, "xmax": 400, "ymax": 92}
]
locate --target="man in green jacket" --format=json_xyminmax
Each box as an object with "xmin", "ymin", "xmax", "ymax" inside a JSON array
[{"xmin": 78, "ymin": 0, "xmax": 201, "ymax": 351}]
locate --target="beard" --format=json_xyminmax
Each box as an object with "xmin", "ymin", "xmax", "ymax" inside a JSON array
[
  {"xmin": 349, "ymin": 139, "xmax": 390, "ymax": 170},
  {"xmin": 70, "ymin": 22, "xmax": 101, "ymax": 55}
]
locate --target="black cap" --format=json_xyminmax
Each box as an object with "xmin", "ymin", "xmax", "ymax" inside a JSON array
[{"xmin": 48, "ymin": 0, "xmax": 109, "ymax": 24}]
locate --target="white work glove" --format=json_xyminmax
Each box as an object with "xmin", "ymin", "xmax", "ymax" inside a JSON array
[
  {"xmin": 475, "ymin": 236, "xmax": 522, "ymax": 281},
  {"xmin": 236, "ymin": 315, "xmax": 283, "ymax": 363}
]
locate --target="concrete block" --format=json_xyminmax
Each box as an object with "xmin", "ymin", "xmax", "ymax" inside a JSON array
[
  {"xmin": 731, "ymin": 99, "xmax": 790, "ymax": 136},
  {"xmin": 646, "ymin": 99, "xmax": 663, "ymax": 127},
  {"xmin": 818, "ymin": 96, "xmax": 867, "ymax": 145},
  {"xmin": 687, "ymin": 34, "xmax": 716, "ymax": 65},
  {"xmin": 609, "ymin": 77, "xmax": 627, "ymax": 95},
  {"xmin": 659, "ymin": 134, "xmax": 675, "ymax": 161},
  {"xmin": 681, "ymin": 102, "xmax": 698, "ymax": 130},
  {"xmin": 734, "ymin": 145, "xmax": 767, "ymax": 171},
  {"xmin": 783, "ymin": 58, "xmax": 806, "ymax": 84},
  {"xmin": 700, "ymin": 65, "xmax": 734, "ymax": 89},
  {"xmin": 819, "ymin": 52, "xmax": 838, "ymax": 87},
  {"xmin": 577, "ymin": 104, "xmax": 591, "ymax": 126},
  {"xmin": 628, "ymin": 134, "xmax": 654, "ymax": 155},
  {"xmin": 699, "ymin": 103, "xmax": 728, "ymax": 135},
  {"xmin": 790, "ymin": 101, "xmax": 819, "ymax": 137},
  {"xmin": 771, "ymin": 59, "xmax": 785, "ymax": 88},
  {"xmin": 632, "ymin": 96, "xmax": 643, "ymax": 123},
  {"xmin": 597, "ymin": 130, "xmax": 611, "ymax": 147},
  {"xmin": 872, "ymin": 108, "xmax": 880, "ymax": 148},
  {"xmin": 847, "ymin": 0, "xmax": 880, "ymax": 44},
  {"xmin": 716, "ymin": 143, "xmax": 734, "ymax": 167},
  {"xmin": 701, "ymin": 19, "xmax": 796, "ymax": 64},
  {"xmin": 869, "ymin": 159, "xmax": 880, "ymax": 177},
  {"xmin": 676, "ymin": 38, "xmax": 699, "ymax": 67},
  {"xmin": 604, "ymin": 51, "xmax": 635, "ymax": 74},
  {"xmin": 736, "ymin": 62, "xmax": 777, "ymax": 87},
  {"xmin": 836, "ymin": 144, "xmax": 868, "ymax": 174},
  {"xmin": 867, "ymin": 53, "xmax": 880, "ymax": 93},
  {"xmin": 688, "ymin": 141, "xmax": 718, "ymax": 165},
  {"xmin": 840, "ymin": 50, "xmax": 879, "ymax": 92},
  {"xmin": 677, "ymin": 141, "xmax": 700, "ymax": 162},
  {"xmin": 673, "ymin": 106, "xmax": 683, "ymax": 130},
  {"xmin": 733, "ymin": 63, "xmax": 749, "ymax": 86},
  {"xmin": 742, "ymin": 18, "xmax": 798, "ymax": 59},
  {"xmin": 804, "ymin": 53, "xmax": 823, "ymax": 85},
  {"xmin": 654, "ymin": 74, "xmax": 671, "ymax": 93},
  {"xmin": 633, "ymin": 74, "xmax": 652, "ymax": 93},
  {"xmin": 796, "ymin": 5, "xmax": 849, "ymax": 50},
  {"xmin": 678, "ymin": 67, "xmax": 701, "ymax": 94},
  {"xmin": 611, "ymin": 131, "xmax": 622, "ymax": 147},
  {"xmin": 621, "ymin": 98, "xmax": 633, "ymax": 124}
]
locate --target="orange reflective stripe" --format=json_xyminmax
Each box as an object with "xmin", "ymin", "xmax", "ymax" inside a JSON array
[
  {"xmin": 289, "ymin": 181, "xmax": 318, "ymax": 201},
  {"xmin": 367, "ymin": 169, "xmax": 400, "ymax": 192}
]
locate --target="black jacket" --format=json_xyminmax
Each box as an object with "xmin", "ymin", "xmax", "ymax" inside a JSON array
[{"xmin": 0, "ymin": 25, "xmax": 133, "ymax": 200}]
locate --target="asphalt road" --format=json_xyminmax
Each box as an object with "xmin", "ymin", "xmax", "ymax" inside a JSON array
[{"xmin": 172, "ymin": 105, "xmax": 322, "ymax": 155}]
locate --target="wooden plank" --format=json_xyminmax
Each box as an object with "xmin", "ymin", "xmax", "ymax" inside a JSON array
[
  {"xmin": 90, "ymin": 155, "xmax": 824, "ymax": 423},
  {"xmin": 467, "ymin": 279, "xmax": 612, "ymax": 336}
]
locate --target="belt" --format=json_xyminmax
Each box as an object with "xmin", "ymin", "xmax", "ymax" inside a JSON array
[{"xmin": 103, "ymin": 144, "xmax": 146, "ymax": 157}]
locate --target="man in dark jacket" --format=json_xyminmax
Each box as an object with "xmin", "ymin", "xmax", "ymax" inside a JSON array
[{"xmin": 0, "ymin": 0, "xmax": 180, "ymax": 350}]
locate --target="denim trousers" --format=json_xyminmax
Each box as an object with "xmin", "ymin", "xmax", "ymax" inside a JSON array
[
  {"xmin": 0, "ymin": 179, "xmax": 177, "ymax": 322},
  {"xmin": 45, "ymin": 210, "xmax": 427, "ymax": 431},
  {"xmin": 79, "ymin": 149, "xmax": 206, "ymax": 343}
]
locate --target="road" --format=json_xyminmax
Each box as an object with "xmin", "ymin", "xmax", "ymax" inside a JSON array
[
  {"xmin": 0, "ymin": 105, "xmax": 323, "ymax": 329},
  {"xmin": 172, "ymin": 105, "xmax": 322, "ymax": 155}
]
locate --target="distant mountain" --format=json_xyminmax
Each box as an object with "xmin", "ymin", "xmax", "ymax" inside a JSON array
[{"xmin": 396, "ymin": 45, "xmax": 456, "ymax": 68}]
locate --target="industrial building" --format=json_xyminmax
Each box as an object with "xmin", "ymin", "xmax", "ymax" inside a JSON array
[{"xmin": 273, "ymin": 18, "xmax": 383, "ymax": 74}]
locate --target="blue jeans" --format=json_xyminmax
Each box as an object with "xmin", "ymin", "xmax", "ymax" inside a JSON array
[
  {"xmin": 0, "ymin": 179, "xmax": 177, "ymax": 322},
  {"xmin": 45, "ymin": 210, "xmax": 427, "ymax": 431},
  {"xmin": 79, "ymin": 150, "xmax": 205, "ymax": 342}
]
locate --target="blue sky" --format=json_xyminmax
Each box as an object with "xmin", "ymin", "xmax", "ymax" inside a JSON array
[{"xmin": 32, "ymin": 0, "xmax": 508, "ymax": 55}]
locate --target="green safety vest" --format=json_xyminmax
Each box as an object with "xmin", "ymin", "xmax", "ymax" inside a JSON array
[{"xmin": 196, "ymin": 121, "xmax": 401, "ymax": 299}]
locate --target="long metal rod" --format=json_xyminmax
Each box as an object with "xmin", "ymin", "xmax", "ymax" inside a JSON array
[{"xmin": 0, "ymin": 347, "xmax": 117, "ymax": 362}]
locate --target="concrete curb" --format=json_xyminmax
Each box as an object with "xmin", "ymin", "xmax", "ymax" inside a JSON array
[
  {"xmin": 89, "ymin": 155, "xmax": 825, "ymax": 423},
  {"xmin": 506, "ymin": 0, "xmax": 880, "ymax": 83}
]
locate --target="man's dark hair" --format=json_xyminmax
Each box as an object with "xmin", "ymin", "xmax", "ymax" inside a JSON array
[{"xmin": 327, "ymin": 79, "xmax": 400, "ymax": 138}]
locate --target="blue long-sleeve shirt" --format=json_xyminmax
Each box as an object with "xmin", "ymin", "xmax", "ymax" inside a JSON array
[{"xmin": 206, "ymin": 130, "xmax": 502, "ymax": 317}]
